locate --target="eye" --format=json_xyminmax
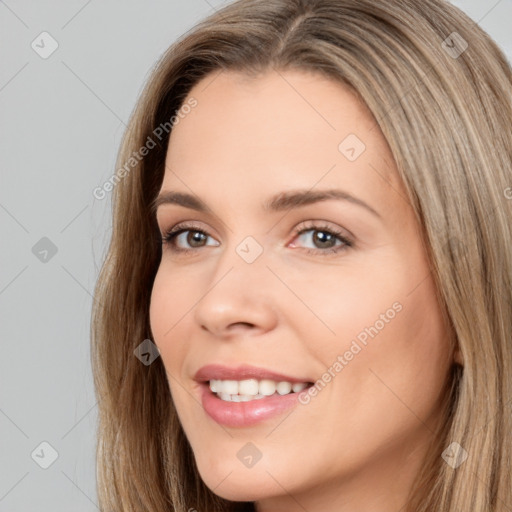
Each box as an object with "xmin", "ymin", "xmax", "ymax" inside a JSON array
[
  {"xmin": 160, "ymin": 222, "xmax": 219, "ymax": 253},
  {"xmin": 159, "ymin": 220, "xmax": 353, "ymax": 256},
  {"xmin": 290, "ymin": 221, "xmax": 353, "ymax": 255}
]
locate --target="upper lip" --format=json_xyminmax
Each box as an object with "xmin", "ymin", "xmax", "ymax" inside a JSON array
[{"xmin": 194, "ymin": 364, "xmax": 313, "ymax": 383}]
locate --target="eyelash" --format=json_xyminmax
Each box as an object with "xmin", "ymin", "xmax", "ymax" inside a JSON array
[{"xmin": 159, "ymin": 221, "xmax": 353, "ymax": 257}]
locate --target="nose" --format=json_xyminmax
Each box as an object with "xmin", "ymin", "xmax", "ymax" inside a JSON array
[{"xmin": 192, "ymin": 250, "xmax": 279, "ymax": 339}]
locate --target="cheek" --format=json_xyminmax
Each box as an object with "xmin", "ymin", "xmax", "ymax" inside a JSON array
[
  {"xmin": 293, "ymin": 249, "xmax": 450, "ymax": 420},
  {"xmin": 331, "ymin": 272, "xmax": 450, "ymax": 431},
  {"xmin": 289, "ymin": 278, "xmax": 450, "ymax": 479},
  {"xmin": 282, "ymin": 258, "xmax": 407, "ymax": 362},
  {"xmin": 149, "ymin": 267, "xmax": 190, "ymax": 372},
  {"xmin": 149, "ymin": 269, "xmax": 201, "ymax": 428}
]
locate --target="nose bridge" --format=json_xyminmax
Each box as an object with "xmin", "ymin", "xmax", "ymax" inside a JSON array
[
  {"xmin": 212, "ymin": 230, "xmax": 270, "ymax": 286},
  {"xmin": 192, "ymin": 233, "xmax": 278, "ymax": 335}
]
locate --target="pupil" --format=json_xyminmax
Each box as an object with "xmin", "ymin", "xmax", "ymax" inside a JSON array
[
  {"xmin": 315, "ymin": 231, "xmax": 334, "ymax": 248},
  {"xmin": 189, "ymin": 232, "xmax": 205, "ymax": 247}
]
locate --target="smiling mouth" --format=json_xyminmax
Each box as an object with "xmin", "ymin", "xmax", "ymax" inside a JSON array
[{"xmin": 209, "ymin": 378, "xmax": 313, "ymax": 402}]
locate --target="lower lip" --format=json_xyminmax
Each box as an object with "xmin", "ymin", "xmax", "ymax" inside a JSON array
[{"xmin": 200, "ymin": 383, "xmax": 308, "ymax": 427}]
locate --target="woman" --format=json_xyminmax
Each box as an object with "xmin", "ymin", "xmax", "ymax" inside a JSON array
[{"xmin": 91, "ymin": 1, "xmax": 512, "ymax": 510}]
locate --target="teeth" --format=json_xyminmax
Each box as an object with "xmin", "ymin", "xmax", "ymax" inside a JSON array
[
  {"xmin": 223, "ymin": 380, "xmax": 239, "ymax": 395},
  {"xmin": 292, "ymin": 382, "xmax": 307, "ymax": 392},
  {"xmin": 210, "ymin": 379, "xmax": 221, "ymax": 393},
  {"xmin": 209, "ymin": 379, "xmax": 310, "ymax": 402},
  {"xmin": 259, "ymin": 379, "xmax": 276, "ymax": 396},
  {"xmin": 276, "ymin": 381, "xmax": 292, "ymax": 395},
  {"xmin": 239, "ymin": 379, "xmax": 259, "ymax": 395}
]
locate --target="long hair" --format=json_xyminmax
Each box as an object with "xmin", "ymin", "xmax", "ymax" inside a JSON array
[{"xmin": 90, "ymin": 1, "xmax": 512, "ymax": 510}]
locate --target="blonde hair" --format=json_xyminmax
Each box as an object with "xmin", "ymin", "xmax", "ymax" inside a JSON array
[{"xmin": 91, "ymin": 1, "xmax": 512, "ymax": 510}]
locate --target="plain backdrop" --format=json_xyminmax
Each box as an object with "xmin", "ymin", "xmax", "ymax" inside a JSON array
[{"xmin": 1, "ymin": 1, "xmax": 511, "ymax": 510}]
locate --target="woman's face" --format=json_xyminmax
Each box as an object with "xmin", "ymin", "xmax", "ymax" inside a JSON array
[{"xmin": 150, "ymin": 69, "xmax": 454, "ymax": 511}]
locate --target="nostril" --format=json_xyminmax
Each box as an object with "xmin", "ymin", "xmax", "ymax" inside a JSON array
[{"xmin": 230, "ymin": 322, "xmax": 254, "ymax": 329}]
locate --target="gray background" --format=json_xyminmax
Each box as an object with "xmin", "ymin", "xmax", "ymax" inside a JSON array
[{"xmin": 1, "ymin": 1, "xmax": 510, "ymax": 510}]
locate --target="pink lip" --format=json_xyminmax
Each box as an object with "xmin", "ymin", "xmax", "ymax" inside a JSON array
[
  {"xmin": 194, "ymin": 364, "xmax": 313, "ymax": 428},
  {"xmin": 194, "ymin": 364, "xmax": 311, "ymax": 383}
]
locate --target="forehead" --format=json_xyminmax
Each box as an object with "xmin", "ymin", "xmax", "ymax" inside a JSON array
[
  {"xmin": 167, "ymin": 69, "xmax": 379, "ymax": 157},
  {"xmin": 162, "ymin": 69, "xmax": 406, "ymax": 218}
]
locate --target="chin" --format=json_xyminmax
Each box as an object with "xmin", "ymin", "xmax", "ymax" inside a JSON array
[{"xmin": 195, "ymin": 458, "xmax": 284, "ymax": 502}]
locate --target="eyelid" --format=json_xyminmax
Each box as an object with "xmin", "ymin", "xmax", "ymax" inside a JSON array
[
  {"xmin": 162, "ymin": 220, "xmax": 213, "ymax": 238},
  {"xmin": 293, "ymin": 219, "xmax": 353, "ymax": 242}
]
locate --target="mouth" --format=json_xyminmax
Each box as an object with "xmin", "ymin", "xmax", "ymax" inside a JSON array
[
  {"xmin": 194, "ymin": 364, "xmax": 314, "ymax": 427},
  {"xmin": 208, "ymin": 378, "xmax": 311, "ymax": 402}
]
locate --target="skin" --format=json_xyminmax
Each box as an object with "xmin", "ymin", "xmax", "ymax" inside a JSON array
[{"xmin": 149, "ymin": 69, "xmax": 456, "ymax": 512}]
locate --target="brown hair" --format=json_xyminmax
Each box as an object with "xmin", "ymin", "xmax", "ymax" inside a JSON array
[{"xmin": 91, "ymin": 1, "xmax": 512, "ymax": 510}]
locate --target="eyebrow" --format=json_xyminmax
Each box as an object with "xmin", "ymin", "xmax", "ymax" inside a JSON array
[{"xmin": 151, "ymin": 188, "xmax": 381, "ymax": 218}]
